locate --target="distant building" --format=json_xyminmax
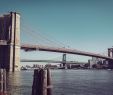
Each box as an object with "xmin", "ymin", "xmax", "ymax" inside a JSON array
[
  {"xmin": 45, "ymin": 64, "xmax": 58, "ymax": 69},
  {"xmin": 33, "ymin": 64, "xmax": 43, "ymax": 68},
  {"xmin": 88, "ymin": 57, "xmax": 108, "ymax": 69}
]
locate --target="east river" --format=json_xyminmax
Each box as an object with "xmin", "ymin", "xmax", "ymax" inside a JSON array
[{"xmin": 6, "ymin": 70, "xmax": 113, "ymax": 95}]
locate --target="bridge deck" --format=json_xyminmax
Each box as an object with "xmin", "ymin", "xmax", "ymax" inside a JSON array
[
  {"xmin": 21, "ymin": 59, "xmax": 87, "ymax": 64},
  {"xmin": 21, "ymin": 44, "xmax": 113, "ymax": 60}
]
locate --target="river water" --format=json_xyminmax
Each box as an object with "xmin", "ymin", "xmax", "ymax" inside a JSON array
[{"xmin": 6, "ymin": 70, "xmax": 113, "ymax": 95}]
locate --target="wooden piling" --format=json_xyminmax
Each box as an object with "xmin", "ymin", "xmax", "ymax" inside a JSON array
[
  {"xmin": 0, "ymin": 69, "xmax": 3, "ymax": 93},
  {"xmin": 3, "ymin": 69, "xmax": 6, "ymax": 94},
  {"xmin": 0, "ymin": 69, "xmax": 7, "ymax": 95},
  {"xmin": 32, "ymin": 69, "xmax": 39, "ymax": 95},
  {"xmin": 32, "ymin": 68, "xmax": 52, "ymax": 95},
  {"xmin": 32, "ymin": 69, "xmax": 47, "ymax": 95},
  {"xmin": 47, "ymin": 68, "xmax": 52, "ymax": 95},
  {"xmin": 41, "ymin": 69, "xmax": 47, "ymax": 95}
]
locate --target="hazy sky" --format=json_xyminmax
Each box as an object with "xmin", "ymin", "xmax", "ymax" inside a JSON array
[{"xmin": 0, "ymin": 0, "xmax": 113, "ymax": 65}]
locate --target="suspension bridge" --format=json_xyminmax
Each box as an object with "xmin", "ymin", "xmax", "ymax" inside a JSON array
[{"xmin": 0, "ymin": 12, "xmax": 113, "ymax": 72}]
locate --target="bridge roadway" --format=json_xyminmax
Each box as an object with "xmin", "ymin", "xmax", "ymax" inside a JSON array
[
  {"xmin": 21, "ymin": 59, "xmax": 87, "ymax": 64},
  {"xmin": 21, "ymin": 44, "xmax": 113, "ymax": 60},
  {"xmin": 1, "ymin": 42, "xmax": 113, "ymax": 60}
]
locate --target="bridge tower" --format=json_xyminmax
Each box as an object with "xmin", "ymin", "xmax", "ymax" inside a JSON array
[
  {"xmin": 0, "ymin": 12, "xmax": 20, "ymax": 72},
  {"xmin": 108, "ymin": 48, "xmax": 113, "ymax": 69},
  {"xmin": 62, "ymin": 53, "xmax": 67, "ymax": 69}
]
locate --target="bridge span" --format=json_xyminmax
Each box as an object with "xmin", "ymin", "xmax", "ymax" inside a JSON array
[
  {"xmin": 21, "ymin": 44, "xmax": 113, "ymax": 60},
  {"xmin": 21, "ymin": 59, "xmax": 87, "ymax": 64}
]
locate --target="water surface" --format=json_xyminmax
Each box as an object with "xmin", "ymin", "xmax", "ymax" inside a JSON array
[{"xmin": 7, "ymin": 70, "xmax": 113, "ymax": 95}]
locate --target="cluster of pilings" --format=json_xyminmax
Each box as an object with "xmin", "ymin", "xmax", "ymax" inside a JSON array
[
  {"xmin": 0, "ymin": 68, "xmax": 52, "ymax": 95},
  {"xmin": 32, "ymin": 68, "xmax": 52, "ymax": 95}
]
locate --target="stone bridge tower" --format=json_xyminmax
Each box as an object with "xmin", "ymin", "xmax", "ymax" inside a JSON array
[
  {"xmin": 0, "ymin": 12, "xmax": 20, "ymax": 72},
  {"xmin": 108, "ymin": 48, "xmax": 113, "ymax": 69},
  {"xmin": 62, "ymin": 53, "xmax": 67, "ymax": 69}
]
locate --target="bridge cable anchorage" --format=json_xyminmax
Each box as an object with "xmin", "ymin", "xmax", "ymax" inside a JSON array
[{"xmin": 21, "ymin": 17, "xmax": 68, "ymax": 48}]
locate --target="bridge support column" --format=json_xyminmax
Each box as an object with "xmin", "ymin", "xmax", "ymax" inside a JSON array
[
  {"xmin": 108, "ymin": 60, "xmax": 113, "ymax": 69},
  {"xmin": 62, "ymin": 54, "xmax": 67, "ymax": 69},
  {"xmin": 0, "ymin": 12, "xmax": 20, "ymax": 72},
  {"xmin": 108, "ymin": 48, "xmax": 113, "ymax": 69}
]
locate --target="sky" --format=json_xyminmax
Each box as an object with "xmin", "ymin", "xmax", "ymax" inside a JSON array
[{"xmin": 0, "ymin": 0, "xmax": 113, "ymax": 66}]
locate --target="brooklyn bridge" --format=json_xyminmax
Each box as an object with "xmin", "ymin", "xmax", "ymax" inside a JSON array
[{"xmin": 0, "ymin": 12, "xmax": 113, "ymax": 72}]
